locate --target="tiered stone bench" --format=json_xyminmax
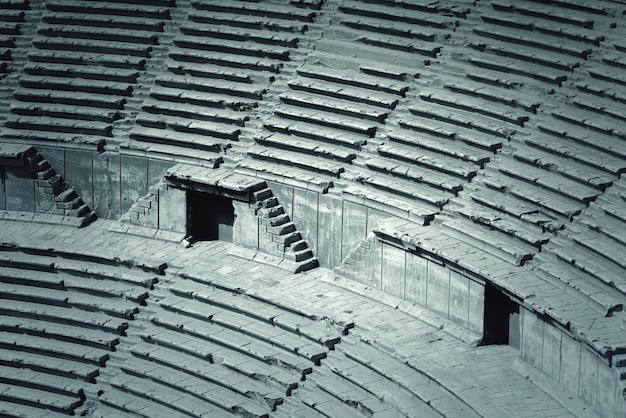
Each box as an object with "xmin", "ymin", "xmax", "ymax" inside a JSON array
[
  {"xmin": 3, "ymin": 0, "xmax": 173, "ymax": 144},
  {"xmin": 93, "ymin": 266, "xmax": 345, "ymax": 418},
  {"xmin": 0, "ymin": 240, "xmax": 164, "ymax": 417}
]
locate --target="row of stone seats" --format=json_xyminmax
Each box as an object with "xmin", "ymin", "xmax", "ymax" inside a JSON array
[
  {"xmin": 301, "ymin": 333, "xmax": 481, "ymax": 417},
  {"xmin": 350, "ymin": 161, "xmax": 455, "ymax": 209},
  {"xmin": 370, "ymin": 135, "xmax": 482, "ymax": 186},
  {"xmin": 254, "ymin": 133, "xmax": 357, "ymax": 163},
  {"xmin": 0, "ymin": 241, "xmax": 165, "ymax": 416},
  {"xmin": 3, "ymin": 0, "xmax": 173, "ymax": 144},
  {"xmin": 479, "ymin": 164, "xmax": 595, "ymax": 223},
  {"xmin": 464, "ymin": 0, "xmax": 611, "ymax": 89},
  {"xmin": 45, "ymin": 1, "xmax": 173, "ymax": 19},
  {"xmin": 191, "ymin": 1, "xmax": 316, "ymax": 23},
  {"xmin": 259, "ymin": 61, "xmax": 406, "ymax": 172},
  {"xmin": 181, "ymin": 21, "xmax": 299, "ymax": 49},
  {"xmin": 187, "ymin": 9, "xmax": 310, "ymax": 34},
  {"xmin": 0, "ymin": 0, "xmax": 27, "ymax": 75},
  {"xmin": 530, "ymin": 123, "xmax": 626, "ymax": 176},
  {"xmin": 479, "ymin": 12, "xmax": 603, "ymax": 46},
  {"xmin": 339, "ymin": 0, "xmax": 460, "ymax": 30},
  {"xmin": 136, "ymin": 0, "xmax": 310, "ymax": 156},
  {"xmin": 91, "ymin": 267, "xmax": 345, "ymax": 417},
  {"xmin": 330, "ymin": 0, "xmax": 456, "ymax": 62},
  {"xmin": 41, "ymin": 11, "xmax": 165, "ymax": 32},
  {"xmin": 468, "ymin": 55, "xmax": 567, "ymax": 86}
]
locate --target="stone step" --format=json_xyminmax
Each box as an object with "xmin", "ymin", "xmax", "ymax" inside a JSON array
[
  {"xmin": 0, "ymin": 281, "xmax": 139, "ymax": 320},
  {"xmin": 128, "ymin": 346, "xmax": 284, "ymax": 411},
  {"xmin": 0, "ymin": 382, "xmax": 82, "ymax": 416},
  {"xmin": 0, "ymin": 349, "xmax": 99, "ymax": 383},
  {"xmin": 0, "ymin": 331, "xmax": 109, "ymax": 367},
  {"xmin": 45, "ymin": 0, "xmax": 172, "ymax": 19},
  {"xmin": 187, "ymin": 9, "xmax": 308, "ymax": 34},
  {"xmin": 0, "ymin": 298, "xmax": 128, "ymax": 336},
  {"xmin": 0, "ymin": 315, "xmax": 119, "ymax": 351}
]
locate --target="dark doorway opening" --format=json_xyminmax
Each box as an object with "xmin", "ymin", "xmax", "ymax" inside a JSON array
[
  {"xmin": 187, "ymin": 191, "xmax": 234, "ymax": 242},
  {"xmin": 483, "ymin": 282, "xmax": 520, "ymax": 348}
]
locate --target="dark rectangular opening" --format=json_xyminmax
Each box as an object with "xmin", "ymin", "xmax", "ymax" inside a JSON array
[
  {"xmin": 483, "ymin": 282, "xmax": 520, "ymax": 348},
  {"xmin": 186, "ymin": 191, "xmax": 234, "ymax": 242}
]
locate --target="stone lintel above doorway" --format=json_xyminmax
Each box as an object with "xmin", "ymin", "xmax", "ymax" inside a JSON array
[{"xmin": 165, "ymin": 163, "xmax": 267, "ymax": 202}]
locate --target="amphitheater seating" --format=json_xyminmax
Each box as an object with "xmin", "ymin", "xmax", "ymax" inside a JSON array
[
  {"xmin": 0, "ymin": 0, "xmax": 28, "ymax": 72},
  {"xmin": 88, "ymin": 265, "xmax": 349, "ymax": 417},
  {"xmin": 0, "ymin": 240, "xmax": 164, "ymax": 417},
  {"xmin": 2, "ymin": 0, "xmax": 173, "ymax": 145}
]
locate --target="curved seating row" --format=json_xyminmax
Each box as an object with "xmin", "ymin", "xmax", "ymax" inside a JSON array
[
  {"xmin": 0, "ymin": 240, "xmax": 164, "ymax": 417},
  {"xmin": 2, "ymin": 0, "xmax": 173, "ymax": 144},
  {"xmin": 130, "ymin": 0, "xmax": 315, "ymax": 161},
  {"xmin": 90, "ymin": 267, "xmax": 346, "ymax": 417}
]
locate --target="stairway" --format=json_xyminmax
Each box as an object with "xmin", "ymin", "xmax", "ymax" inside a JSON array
[
  {"xmin": 29, "ymin": 151, "xmax": 97, "ymax": 227},
  {"xmin": 251, "ymin": 186, "xmax": 319, "ymax": 273}
]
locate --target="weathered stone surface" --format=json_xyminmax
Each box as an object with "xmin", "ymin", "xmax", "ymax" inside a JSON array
[{"xmin": 158, "ymin": 186, "xmax": 186, "ymax": 233}]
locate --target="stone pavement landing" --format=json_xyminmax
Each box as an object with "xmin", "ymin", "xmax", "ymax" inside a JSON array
[{"xmin": 0, "ymin": 218, "xmax": 596, "ymax": 418}]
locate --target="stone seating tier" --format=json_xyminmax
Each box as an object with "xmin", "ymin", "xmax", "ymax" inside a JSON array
[
  {"xmin": 0, "ymin": 382, "xmax": 82, "ymax": 416},
  {"xmin": 180, "ymin": 22, "xmax": 300, "ymax": 48},
  {"xmin": 191, "ymin": 1, "xmax": 316, "ymax": 23},
  {"xmin": 174, "ymin": 36, "xmax": 290, "ymax": 62},
  {"xmin": 468, "ymin": 56, "xmax": 567, "ymax": 86},
  {"xmin": 480, "ymin": 13, "xmax": 603, "ymax": 45},
  {"xmin": 45, "ymin": 1, "xmax": 172, "ymax": 19},
  {"xmin": 32, "ymin": 37, "xmax": 153, "ymax": 58},
  {"xmin": 38, "ymin": 25, "xmax": 159, "ymax": 46},
  {"xmin": 339, "ymin": 15, "xmax": 438, "ymax": 42},
  {"xmin": 490, "ymin": 1, "xmax": 596, "ymax": 28},
  {"xmin": 363, "ymin": 156, "xmax": 464, "ymax": 195},
  {"xmin": 338, "ymin": 1, "xmax": 453, "ymax": 29},
  {"xmin": 280, "ymin": 91, "xmax": 390, "ymax": 123},
  {"xmin": 473, "ymin": 26, "xmax": 592, "ymax": 58},
  {"xmin": 27, "ymin": 49, "xmax": 147, "ymax": 70},
  {"xmin": 42, "ymin": 11, "xmax": 166, "ymax": 32},
  {"xmin": 298, "ymin": 65, "xmax": 409, "ymax": 95},
  {"xmin": 188, "ymin": 10, "xmax": 309, "ymax": 34},
  {"xmin": 24, "ymin": 63, "xmax": 139, "ymax": 84}
]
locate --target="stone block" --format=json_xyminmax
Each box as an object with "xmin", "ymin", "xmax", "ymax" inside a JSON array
[
  {"xmin": 34, "ymin": 184, "xmax": 56, "ymax": 213},
  {"xmin": 147, "ymin": 158, "xmax": 174, "ymax": 188},
  {"xmin": 93, "ymin": 151, "xmax": 121, "ymax": 219},
  {"xmin": 158, "ymin": 186, "xmax": 186, "ymax": 233},
  {"xmin": 406, "ymin": 253, "xmax": 427, "ymax": 306},
  {"xmin": 541, "ymin": 323, "xmax": 562, "ymax": 381},
  {"xmin": 578, "ymin": 347, "xmax": 598, "ymax": 410},
  {"xmin": 342, "ymin": 200, "xmax": 367, "ymax": 261},
  {"xmin": 381, "ymin": 243, "xmax": 405, "ymax": 298},
  {"xmin": 362, "ymin": 237, "xmax": 382, "ymax": 289},
  {"xmin": 37, "ymin": 146, "xmax": 65, "ymax": 178},
  {"xmin": 121, "ymin": 154, "xmax": 148, "ymax": 215},
  {"xmin": 268, "ymin": 180, "xmax": 293, "ymax": 218},
  {"xmin": 468, "ymin": 280, "xmax": 484, "ymax": 334},
  {"xmin": 5, "ymin": 167, "xmax": 34, "ymax": 212},
  {"xmin": 426, "ymin": 260, "xmax": 449, "ymax": 318},
  {"xmin": 521, "ymin": 309, "xmax": 544, "ymax": 370},
  {"xmin": 448, "ymin": 270, "xmax": 469, "ymax": 329},
  {"xmin": 559, "ymin": 332, "xmax": 581, "ymax": 396},
  {"xmin": 232, "ymin": 200, "xmax": 258, "ymax": 249},
  {"xmin": 292, "ymin": 187, "xmax": 319, "ymax": 255},
  {"xmin": 64, "ymin": 149, "xmax": 93, "ymax": 209},
  {"xmin": 317, "ymin": 193, "xmax": 343, "ymax": 268},
  {"xmin": 595, "ymin": 360, "xmax": 617, "ymax": 418},
  {"xmin": 366, "ymin": 208, "xmax": 389, "ymax": 233}
]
